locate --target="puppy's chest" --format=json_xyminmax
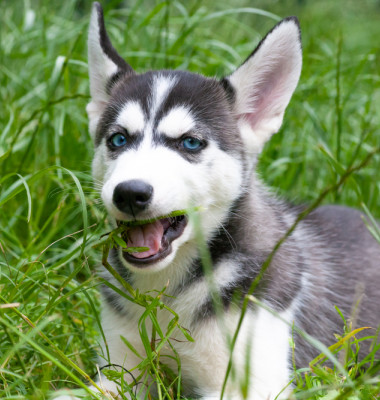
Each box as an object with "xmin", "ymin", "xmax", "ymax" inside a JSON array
[
  {"xmin": 123, "ymin": 282, "xmax": 207, "ymax": 338},
  {"xmin": 111, "ymin": 297, "xmax": 294, "ymax": 394}
]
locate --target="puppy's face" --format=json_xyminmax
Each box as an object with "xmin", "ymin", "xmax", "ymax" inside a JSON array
[
  {"xmin": 92, "ymin": 70, "xmax": 244, "ymax": 272},
  {"xmin": 87, "ymin": 3, "xmax": 302, "ymax": 272}
]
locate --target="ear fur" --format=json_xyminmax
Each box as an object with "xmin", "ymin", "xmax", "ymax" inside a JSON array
[
  {"xmin": 226, "ymin": 17, "xmax": 302, "ymax": 154},
  {"xmin": 87, "ymin": 2, "xmax": 134, "ymax": 137}
]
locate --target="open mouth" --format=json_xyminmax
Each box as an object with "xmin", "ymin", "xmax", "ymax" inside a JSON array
[{"xmin": 117, "ymin": 214, "xmax": 188, "ymax": 267}]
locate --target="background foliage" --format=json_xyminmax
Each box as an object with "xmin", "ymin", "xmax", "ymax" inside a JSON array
[{"xmin": 0, "ymin": 0, "xmax": 379, "ymax": 398}]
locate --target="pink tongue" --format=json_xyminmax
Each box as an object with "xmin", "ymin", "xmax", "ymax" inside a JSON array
[{"xmin": 127, "ymin": 220, "xmax": 165, "ymax": 259}]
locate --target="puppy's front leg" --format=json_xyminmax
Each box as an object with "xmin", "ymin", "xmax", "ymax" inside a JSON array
[{"xmin": 96, "ymin": 303, "xmax": 149, "ymax": 398}]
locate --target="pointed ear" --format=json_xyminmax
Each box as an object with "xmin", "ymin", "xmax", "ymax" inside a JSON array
[
  {"xmin": 226, "ymin": 17, "xmax": 302, "ymax": 153},
  {"xmin": 87, "ymin": 2, "xmax": 134, "ymax": 137}
]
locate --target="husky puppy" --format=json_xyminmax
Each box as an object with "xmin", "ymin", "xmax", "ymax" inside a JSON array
[{"xmin": 71, "ymin": 3, "xmax": 379, "ymax": 399}]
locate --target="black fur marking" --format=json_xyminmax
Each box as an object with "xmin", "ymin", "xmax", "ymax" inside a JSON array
[
  {"xmin": 153, "ymin": 71, "xmax": 241, "ymax": 156},
  {"xmin": 94, "ymin": 74, "xmax": 151, "ymax": 147},
  {"xmin": 106, "ymin": 71, "xmax": 128, "ymax": 95},
  {"xmin": 96, "ymin": 69, "xmax": 245, "ymax": 159},
  {"xmin": 219, "ymin": 77, "xmax": 236, "ymax": 104},
  {"xmin": 109, "ymin": 247, "xmax": 134, "ymax": 284},
  {"xmin": 100, "ymin": 248, "xmax": 133, "ymax": 316},
  {"xmin": 94, "ymin": 73, "xmax": 154, "ymax": 147},
  {"xmin": 101, "ymin": 284, "xmax": 127, "ymax": 315},
  {"xmin": 94, "ymin": 2, "xmax": 134, "ymax": 75}
]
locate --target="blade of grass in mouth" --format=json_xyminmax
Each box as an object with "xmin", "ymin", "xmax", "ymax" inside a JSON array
[
  {"xmin": 123, "ymin": 246, "xmax": 150, "ymax": 253},
  {"xmin": 98, "ymin": 207, "xmax": 201, "ymax": 255},
  {"xmin": 118, "ymin": 206, "xmax": 201, "ymax": 227}
]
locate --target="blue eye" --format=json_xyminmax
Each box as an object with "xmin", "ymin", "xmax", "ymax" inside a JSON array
[
  {"xmin": 110, "ymin": 133, "xmax": 127, "ymax": 148},
  {"xmin": 182, "ymin": 137, "xmax": 202, "ymax": 151}
]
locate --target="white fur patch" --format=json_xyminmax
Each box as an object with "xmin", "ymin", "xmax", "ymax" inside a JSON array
[
  {"xmin": 116, "ymin": 101, "xmax": 145, "ymax": 133},
  {"xmin": 247, "ymin": 305, "xmax": 293, "ymax": 399},
  {"xmin": 175, "ymin": 294, "xmax": 294, "ymax": 400},
  {"xmin": 150, "ymin": 75, "xmax": 177, "ymax": 119},
  {"xmin": 92, "ymin": 143, "xmax": 108, "ymax": 184},
  {"xmin": 178, "ymin": 303, "xmax": 294, "ymax": 400},
  {"xmin": 86, "ymin": 101, "xmax": 102, "ymax": 138},
  {"xmin": 157, "ymin": 106, "xmax": 195, "ymax": 138}
]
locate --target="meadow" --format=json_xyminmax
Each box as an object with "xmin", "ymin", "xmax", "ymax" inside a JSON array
[{"xmin": 0, "ymin": 0, "xmax": 379, "ymax": 399}]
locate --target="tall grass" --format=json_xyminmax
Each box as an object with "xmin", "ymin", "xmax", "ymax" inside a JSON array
[{"xmin": 0, "ymin": 0, "xmax": 379, "ymax": 399}]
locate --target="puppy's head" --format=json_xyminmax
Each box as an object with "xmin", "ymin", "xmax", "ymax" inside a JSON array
[{"xmin": 87, "ymin": 3, "xmax": 302, "ymax": 272}]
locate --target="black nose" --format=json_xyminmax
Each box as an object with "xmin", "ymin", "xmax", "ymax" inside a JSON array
[{"xmin": 113, "ymin": 180, "xmax": 153, "ymax": 215}]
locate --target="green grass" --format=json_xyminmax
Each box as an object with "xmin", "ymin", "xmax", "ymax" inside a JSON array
[{"xmin": 1, "ymin": 0, "xmax": 379, "ymax": 399}]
